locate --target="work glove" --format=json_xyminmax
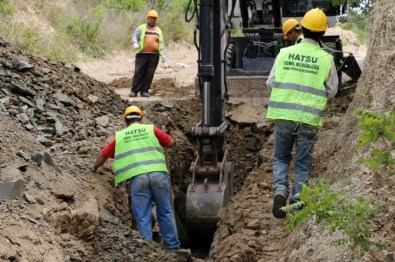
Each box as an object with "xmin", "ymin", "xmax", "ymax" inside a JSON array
[
  {"xmin": 132, "ymin": 43, "xmax": 139, "ymax": 50},
  {"xmin": 161, "ymin": 55, "xmax": 166, "ymax": 63}
]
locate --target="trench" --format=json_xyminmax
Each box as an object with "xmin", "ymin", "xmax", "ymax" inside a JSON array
[{"xmin": 164, "ymin": 99, "xmax": 273, "ymax": 259}]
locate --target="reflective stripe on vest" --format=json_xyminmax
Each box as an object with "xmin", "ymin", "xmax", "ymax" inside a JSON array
[
  {"xmin": 113, "ymin": 124, "xmax": 167, "ymax": 186},
  {"xmin": 266, "ymin": 42, "xmax": 333, "ymax": 126},
  {"xmin": 136, "ymin": 24, "xmax": 163, "ymax": 56}
]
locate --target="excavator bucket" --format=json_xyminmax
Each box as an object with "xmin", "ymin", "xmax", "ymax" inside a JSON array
[{"xmin": 186, "ymin": 151, "xmax": 234, "ymax": 235}]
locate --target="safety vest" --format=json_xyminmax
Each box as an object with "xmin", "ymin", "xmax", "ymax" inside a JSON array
[
  {"xmin": 296, "ymin": 34, "xmax": 304, "ymax": 44},
  {"xmin": 113, "ymin": 124, "xmax": 168, "ymax": 186},
  {"xmin": 266, "ymin": 42, "xmax": 333, "ymax": 126},
  {"xmin": 136, "ymin": 24, "xmax": 164, "ymax": 56}
]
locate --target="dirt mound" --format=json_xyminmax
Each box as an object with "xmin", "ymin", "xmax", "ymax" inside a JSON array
[
  {"xmin": 2, "ymin": 1, "xmax": 394, "ymax": 261},
  {"xmin": 0, "ymin": 42, "xmax": 183, "ymax": 261},
  {"xmin": 109, "ymin": 76, "xmax": 195, "ymax": 99}
]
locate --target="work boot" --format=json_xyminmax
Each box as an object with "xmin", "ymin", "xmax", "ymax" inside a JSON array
[
  {"xmin": 129, "ymin": 91, "xmax": 137, "ymax": 97},
  {"xmin": 170, "ymin": 248, "xmax": 192, "ymax": 262},
  {"xmin": 272, "ymin": 194, "xmax": 287, "ymax": 219},
  {"xmin": 141, "ymin": 92, "xmax": 150, "ymax": 97}
]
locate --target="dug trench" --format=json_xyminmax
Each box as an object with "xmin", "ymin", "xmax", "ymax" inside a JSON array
[
  {"xmin": 108, "ymin": 76, "xmax": 356, "ymax": 261},
  {"xmin": 0, "ymin": 40, "xmax": 356, "ymax": 261}
]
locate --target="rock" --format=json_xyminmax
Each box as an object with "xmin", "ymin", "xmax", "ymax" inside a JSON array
[
  {"xmin": 10, "ymin": 80, "xmax": 36, "ymax": 96},
  {"xmin": 0, "ymin": 179, "xmax": 25, "ymax": 200},
  {"xmin": 95, "ymin": 115, "xmax": 109, "ymax": 127},
  {"xmin": 12, "ymin": 58, "xmax": 34, "ymax": 72},
  {"xmin": 16, "ymin": 150, "xmax": 31, "ymax": 161},
  {"xmin": 0, "ymin": 166, "xmax": 24, "ymax": 181},
  {"xmin": 229, "ymin": 102, "xmax": 266, "ymax": 125},
  {"xmin": 53, "ymin": 92, "xmax": 75, "ymax": 107}
]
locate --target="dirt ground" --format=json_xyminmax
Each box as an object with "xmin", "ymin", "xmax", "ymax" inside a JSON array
[{"xmin": 1, "ymin": 1, "xmax": 395, "ymax": 261}]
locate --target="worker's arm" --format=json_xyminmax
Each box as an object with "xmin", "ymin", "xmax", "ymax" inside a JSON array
[
  {"xmin": 325, "ymin": 60, "xmax": 339, "ymax": 99},
  {"xmin": 266, "ymin": 62, "xmax": 276, "ymax": 92},
  {"xmin": 159, "ymin": 28, "xmax": 166, "ymax": 56},
  {"xmin": 92, "ymin": 138, "xmax": 115, "ymax": 172},
  {"xmin": 154, "ymin": 126, "xmax": 174, "ymax": 148},
  {"xmin": 132, "ymin": 26, "xmax": 142, "ymax": 45},
  {"xmin": 93, "ymin": 153, "xmax": 109, "ymax": 172}
]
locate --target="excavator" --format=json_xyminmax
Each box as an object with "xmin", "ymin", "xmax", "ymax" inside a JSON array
[{"xmin": 184, "ymin": 0, "xmax": 361, "ymax": 236}]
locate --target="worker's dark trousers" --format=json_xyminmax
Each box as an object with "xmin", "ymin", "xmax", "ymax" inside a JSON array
[{"xmin": 131, "ymin": 53, "xmax": 159, "ymax": 94}]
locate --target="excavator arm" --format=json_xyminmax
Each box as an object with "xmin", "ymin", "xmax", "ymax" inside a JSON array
[{"xmin": 185, "ymin": 0, "xmax": 235, "ymax": 235}]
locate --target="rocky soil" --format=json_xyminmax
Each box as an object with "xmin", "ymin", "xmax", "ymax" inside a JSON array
[{"xmin": 1, "ymin": 1, "xmax": 395, "ymax": 262}]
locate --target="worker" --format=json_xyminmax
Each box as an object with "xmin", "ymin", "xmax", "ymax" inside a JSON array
[
  {"xmin": 266, "ymin": 8, "xmax": 338, "ymax": 219},
  {"xmin": 282, "ymin": 18, "xmax": 304, "ymax": 44},
  {"xmin": 92, "ymin": 105, "xmax": 190, "ymax": 258},
  {"xmin": 129, "ymin": 10, "xmax": 166, "ymax": 98}
]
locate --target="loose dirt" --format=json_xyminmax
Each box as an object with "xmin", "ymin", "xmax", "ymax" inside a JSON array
[{"xmin": 2, "ymin": 2, "xmax": 395, "ymax": 261}]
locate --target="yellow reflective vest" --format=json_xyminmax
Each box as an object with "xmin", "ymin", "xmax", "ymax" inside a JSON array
[
  {"xmin": 136, "ymin": 24, "xmax": 164, "ymax": 56},
  {"xmin": 113, "ymin": 124, "xmax": 167, "ymax": 186},
  {"xmin": 266, "ymin": 42, "xmax": 333, "ymax": 126}
]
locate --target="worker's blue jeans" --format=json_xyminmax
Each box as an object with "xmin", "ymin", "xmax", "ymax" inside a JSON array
[
  {"xmin": 130, "ymin": 171, "xmax": 180, "ymax": 250},
  {"xmin": 272, "ymin": 120, "xmax": 318, "ymax": 204}
]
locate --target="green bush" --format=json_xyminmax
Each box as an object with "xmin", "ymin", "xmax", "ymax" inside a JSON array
[
  {"xmin": 282, "ymin": 181, "xmax": 384, "ymax": 256},
  {"xmin": 65, "ymin": 7, "xmax": 105, "ymax": 58},
  {"xmin": 101, "ymin": 0, "xmax": 145, "ymax": 11},
  {"xmin": 0, "ymin": 21, "xmax": 77, "ymax": 62},
  {"xmin": 339, "ymin": 22, "xmax": 353, "ymax": 31},
  {"xmin": 356, "ymin": 110, "xmax": 395, "ymax": 176},
  {"xmin": 157, "ymin": 0, "xmax": 196, "ymax": 42},
  {"xmin": 0, "ymin": 0, "xmax": 15, "ymax": 15},
  {"xmin": 2, "ymin": 1, "xmax": 195, "ymax": 60},
  {"xmin": 0, "ymin": 22, "xmax": 40, "ymax": 52}
]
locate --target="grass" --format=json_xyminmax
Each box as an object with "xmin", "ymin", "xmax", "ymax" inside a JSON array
[{"xmin": 0, "ymin": 0, "xmax": 194, "ymax": 62}]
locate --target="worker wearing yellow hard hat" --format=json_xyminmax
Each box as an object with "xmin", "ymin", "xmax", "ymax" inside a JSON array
[
  {"xmin": 124, "ymin": 105, "xmax": 143, "ymax": 119},
  {"xmin": 92, "ymin": 105, "xmax": 192, "ymax": 258},
  {"xmin": 282, "ymin": 18, "xmax": 304, "ymax": 44},
  {"xmin": 266, "ymin": 8, "xmax": 338, "ymax": 219},
  {"xmin": 130, "ymin": 10, "xmax": 166, "ymax": 98}
]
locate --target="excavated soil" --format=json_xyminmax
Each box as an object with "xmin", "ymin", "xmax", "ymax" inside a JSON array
[{"xmin": 1, "ymin": 2, "xmax": 395, "ymax": 261}]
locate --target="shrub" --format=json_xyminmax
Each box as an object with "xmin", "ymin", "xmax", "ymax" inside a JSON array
[
  {"xmin": 282, "ymin": 181, "xmax": 384, "ymax": 256},
  {"xmin": 356, "ymin": 110, "xmax": 395, "ymax": 176},
  {"xmin": 0, "ymin": 0, "xmax": 15, "ymax": 15},
  {"xmin": 101, "ymin": 0, "xmax": 145, "ymax": 11},
  {"xmin": 65, "ymin": 8, "xmax": 105, "ymax": 58}
]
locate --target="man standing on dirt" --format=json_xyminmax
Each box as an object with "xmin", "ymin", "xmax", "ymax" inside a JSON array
[
  {"xmin": 129, "ymin": 10, "xmax": 166, "ymax": 98},
  {"xmin": 282, "ymin": 18, "xmax": 304, "ymax": 45},
  {"xmin": 92, "ymin": 106, "xmax": 190, "ymax": 260},
  {"xmin": 266, "ymin": 8, "xmax": 338, "ymax": 219}
]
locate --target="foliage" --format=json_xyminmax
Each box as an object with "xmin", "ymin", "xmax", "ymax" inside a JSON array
[
  {"xmin": 332, "ymin": 0, "xmax": 370, "ymax": 44},
  {"xmin": 356, "ymin": 110, "xmax": 395, "ymax": 176},
  {"xmin": 331, "ymin": 0, "xmax": 373, "ymax": 15},
  {"xmin": 0, "ymin": 0, "xmax": 15, "ymax": 15},
  {"xmin": 0, "ymin": 21, "xmax": 77, "ymax": 62},
  {"xmin": 154, "ymin": 0, "xmax": 195, "ymax": 42},
  {"xmin": 65, "ymin": 7, "xmax": 105, "ymax": 58},
  {"xmin": 282, "ymin": 181, "xmax": 383, "ymax": 255},
  {"xmin": 101, "ymin": 0, "xmax": 145, "ymax": 11}
]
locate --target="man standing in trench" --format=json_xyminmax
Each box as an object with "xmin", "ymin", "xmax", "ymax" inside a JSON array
[
  {"xmin": 129, "ymin": 10, "xmax": 166, "ymax": 98},
  {"xmin": 92, "ymin": 105, "xmax": 190, "ymax": 260},
  {"xmin": 266, "ymin": 8, "xmax": 338, "ymax": 219}
]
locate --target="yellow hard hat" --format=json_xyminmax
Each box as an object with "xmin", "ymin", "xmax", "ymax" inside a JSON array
[
  {"xmin": 282, "ymin": 18, "xmax": 300, "ymax": 39},
  {"xmin": 124, "ymin": 105, "xmax": 143, "ymax": 119},
  {"xmin": 301, "ymin": 8, "xmax": 328, "ymax": 32},
  {"xmin": 147, "ymin": 10, "xmax": 158, "ymax": 18}
]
